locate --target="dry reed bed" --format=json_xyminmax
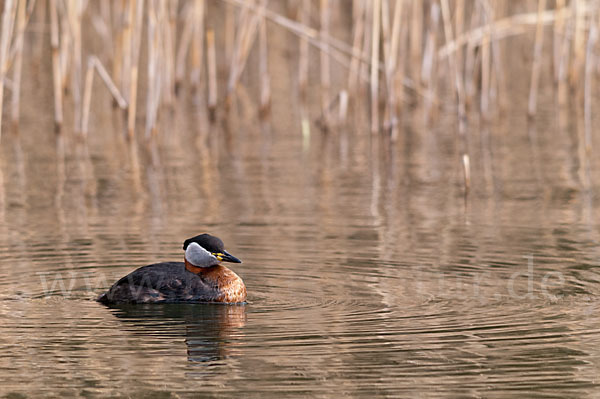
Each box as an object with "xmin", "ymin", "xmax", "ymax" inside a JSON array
[{"xmin": 0, "ymin": 1, "xmax": 596, "ymax": 174}]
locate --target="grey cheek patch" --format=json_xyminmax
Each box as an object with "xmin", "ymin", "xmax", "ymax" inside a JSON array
[{"xmin": 185, "ymin": 242, "xmax": 219, "ymax": 268}]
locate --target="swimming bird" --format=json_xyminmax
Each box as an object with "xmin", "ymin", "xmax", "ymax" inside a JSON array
[{"xmin": 97, "ymin": 234, "xmax": 246, "ymax": 304}]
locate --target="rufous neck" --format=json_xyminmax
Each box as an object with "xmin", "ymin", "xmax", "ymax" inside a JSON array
[
  {"xmin": 185, "ymin": 258, "xmax": 204, "ymax": 274},
  {"xmin": 185, "ymin": 258, "xmax": 219, "ymax": 274}
]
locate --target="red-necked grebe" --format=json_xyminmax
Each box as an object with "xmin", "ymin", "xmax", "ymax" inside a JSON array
[{"xmin": 97, "ymin": 234, "xmax": 246, "ymax": 304}]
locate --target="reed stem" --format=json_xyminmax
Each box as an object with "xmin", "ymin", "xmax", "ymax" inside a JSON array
[
  {"xmin": 584, "ymin": 11, "xmax": 597, "ymax": 154},
  {"xmin": 81, "ymin": 57, "xmax": 95, "ymax": 137},
  {"xmin": 190, "ymin": 0, "xmax": 205, "ymax": 90},
  {"xmin": 440, "ymin": 0, "xmax": 465, "ymax": 120},
  {"xmin": 298, "ymin": 0, "xmax": 310, "ymax": 94},
  {"xmin": 320, "ymin": 0, "xmax": 331, "ymax": 125},
  {"xmin": 49, "ymin": 0, "xmax": 62, "ymax": 131},
  {"xmin": 67, "ymin": 0, "xmax": 83, "ymax": 132},
  {"xmin": 528, "ymin": 0, "xmax": 546, "ymax": 117},
  {"xmin": 259, "ymin": 17, "xmax": 270, "ymax": 115},
  {"xmin": 370, "ymin": 0, "xmax": 380, "ymax": 133},
  {"xmin": 127, "ymin": 0, "xmax": 144, "ymax": 139},
  {"xmin": 570, "ymin": 0, "xmax": 585, "ymax": 87},
  {"xmin": 0, "ymin": 0, "xmax": 15, "ymax": 139},
  {"xmin": 81, "ymin": 56, "xmax": 128, "ymax": 135},
  {"xmin": 175, "ymin": 3, "xmax": 193, "ymax": 95},
  {"xmin": 480, "ymin": 10, "xmax": 491, "ymax": 120},
  {"xmin": 207, "ymin": 29, "xmax": 217, "ymax": 117},
  {"xmin": 11, "ymin": 0, "xmax": 25, "ymax": 126},
  {"xmin": 409, "ymin": 1, "xmax": 422, "ymax": 80},
  {"xmin": 347, "ymin": 0, "xmax": 365, "ymax": 94}
]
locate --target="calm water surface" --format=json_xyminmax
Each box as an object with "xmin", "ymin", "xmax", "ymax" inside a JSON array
[{"xmin": 3, "ymin": 26, "xmax": 600, "ymax": 399}]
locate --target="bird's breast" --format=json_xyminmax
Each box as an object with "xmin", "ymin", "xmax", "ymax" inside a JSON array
[{"xmin": 198, "ymin": 265, "xmax": 247, "ymax": 303}]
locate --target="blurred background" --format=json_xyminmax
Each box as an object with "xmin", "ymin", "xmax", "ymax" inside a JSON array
[{"xmin": 3, "ymin": 0, "xmax": 600, "ymax": 397}]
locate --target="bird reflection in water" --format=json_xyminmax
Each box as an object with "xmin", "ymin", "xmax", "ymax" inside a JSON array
[{"xmin": 106, "ymin": 303, "xmax": 246, "ymax": 364}]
